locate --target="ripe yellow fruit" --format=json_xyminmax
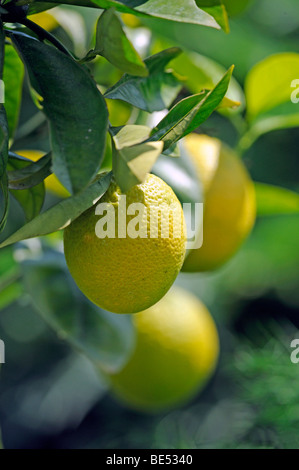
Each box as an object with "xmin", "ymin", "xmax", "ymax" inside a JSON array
[
  {"xmin": 64, "ymin": 174, "xmax": 186, "ymax": 314},
  {"xmin": 17, "ymin": 150, "xmax": 70, "ymax": 198},
  {"xmin": 109, "ymin": 287, "xmax": 219, "ymax": 412},
  {"xmin": 182, "ymin": 134, "xmax": 256, "ymax": 272}
]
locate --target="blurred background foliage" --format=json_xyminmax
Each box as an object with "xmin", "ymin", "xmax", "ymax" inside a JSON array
[{"xmin": 1, "ymin": 0, "xmax": 299, "ymax": 449}]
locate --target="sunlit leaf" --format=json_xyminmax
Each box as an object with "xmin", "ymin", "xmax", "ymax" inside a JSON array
[
  {"xmin": 255, "ymin": 182, "xmax": 299, "ymax": 217},
  {"xmin": 245, "ymin": 53, "xmax": 299, "ymax": 121}
]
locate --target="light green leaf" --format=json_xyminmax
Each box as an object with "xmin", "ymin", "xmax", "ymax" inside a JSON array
[
  {"xmin": 0, "ymin": 171, "xmax": 112, "ymax": 247},
  {"xmin": 22, "ymin": 253, "xmax": 135, "ymax": 373},
  {"xmin": 3, "ymin": 45, "xmax": 24, "ymax": 139},
  {"xmin": 26, "ymin": 0, "xmax": 220, "ymax": 27},
  {"xmin": 113, "ymin": 141, "xmax": 163, "ymax": 192},
  {"xmin": 245, "ymin": 53, "xmax": 299, "ymax": 121},
  {"xmin": 104, "ymin": 47, "xmax": 182, "ymax": 112},
  {"xmin": 255, "ymin": 183, "xmax": 299, "ymax": 217},
  {"xmin": 112, "ymin": 125, "xmax": 163, "ymax": 192},
  {"xmin": 10, "ymin": 31, "xmax": 109, "ymax": 195},
  {"xmin": 111, "ymin": 124, "xmax": 151, "ymax": 147},
  {"xmin": 150, "ymin": 66, "xmax": 233, "ymax": 149},
  {"xmin": 237, "ymin": 114, "xmax": 299, "ymax": 153},
  {"xmin": 89, "ymin": 8, "xmax": 147, "ymax": 76}
]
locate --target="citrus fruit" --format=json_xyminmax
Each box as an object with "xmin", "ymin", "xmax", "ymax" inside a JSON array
[
  {"xmin": 64, "ymin": 174, "xmax": 186, "ymax": 314},
  {"xmin": 109, "ymin": 287, "xmax": 219, "ymax": 412},
  {"xmin": 17, "ymin": 150, "xmax": 70, "ymax": 198},
  {"xmin": 182, "ymin": 134, "xmax": 256, "ymax": 272}
]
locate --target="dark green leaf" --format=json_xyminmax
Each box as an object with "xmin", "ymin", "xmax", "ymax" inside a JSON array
[
  {"xmin": 150, "ymin": 66, "xmax": 233, "ymax": 149},
  {"xmin": 22, "ymin": 252, "xmax": 135, "ymax": 373},
  {"xmin": 25, "ymin": 0, "xmax": 220, "ymax": 27},
  {"xmin": 7, "ymin": 154, "xmax": 45, "ymax": 221},
  {"xmin": 104, "ymin": 47, "xmax": 182, "ymax": 112},
  {"xmin": 3, "ymin": 45, "xmax": 24, "ymax": 139},
  {"xmin": 10, "ymin": 32, "xmax": 109, "ymax": 194},
  {"xmin": 7, "ymin": 152, "xmax": 51, "ymax": 190},
  {"xmin": 0, "ymin": 171, "xmax": 112, "ymax": 247},
  {"xmin": 255, "ymin": 183, "xmax": 299, "ymax": 217},
  {"xmin": 0, "ymin": 105, "xmax": 9, "ymax": 233},
  {"xmin": 89, "ymin": 8, "xmax": 147, "ymax": 76},
  {"xmin": 0, "ymin": 172, "xmax": 9, "ymax": 233}
]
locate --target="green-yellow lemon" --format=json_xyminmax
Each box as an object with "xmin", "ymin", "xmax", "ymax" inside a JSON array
[
  {"xmin": 182, "ymin": 134, "xmax": 256, "ymax": 272},
  {"xmin": 109, "ymin": 286, "xmax": 219, "ymax": 412},
  {"xmin": 64, "ymin": 174, "xmax": 186, "ymax": 314}
]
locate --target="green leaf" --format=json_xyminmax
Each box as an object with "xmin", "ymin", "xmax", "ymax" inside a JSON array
[
  {"xmin": 237, "ymin": 114, "xmax": 299, "ymax": 153},
  {"xmin": 26, "ymin": 0, "xmax": 220, "ymax": 27},
  {"xmin": 22, "ymin": 252, "xmax": 135, "ymax": 373},
  {"xmin": 10, "ymin": 31, "xmax": 109, "ymax": 195},
  {"xmin": 0, "ymin": 106, "xmax": 9, "ymax": 233},
  {"xmin": 0, "ymin": 172, "xmax": 9, "ymax": 233},
  {"xmin": 27, "ymin": 2, "xmax": 57, "ymax": 14},
  {"xmin": 150, "ymin": 66, "xmax": 233, "ymax": 149},
  {"xmin": 104, "ymin": 48, "xmax": 182, "ymax": 112},
  {"xmin": 196, "ymin": 0, "xmax": 229, "ymax": 32},
  {"xmin": 171, "ymin": 50, "xmax": 244, "ymax": 111},
  {"xmin": 0, "ymin": 171, "xmax": 112, "ymax": 247},
  {"xmin": 7, "ymin": 152, "xmax": 51, "ymax": 190},
  {"xmin": 113, "ymin": 140, "xmax": 163, "ymax": 193},
  {"xmin": 245, "ymin": 53, "xmax": 299, "ymax": 121},
  {"xmin": 255, "ymin": 183, "xmax": 299, "ymax": 217},
  {"xmin": 111, "ymin": 124, "xmax": 151, "ymax": 146},
  {"xmin": 7, "ymin": 154, "xmax": 45, "ymax": 221},
  {"xmin": 88, "ymin": 8, "xmax": 147, "ymax": 76},
  {"xmin": 112, "ymin": 125, "xmax": 163, "ymax": 192},
  {"xmin": 3, "ymin": 45, "xmax": 24, "ymax": 139}
]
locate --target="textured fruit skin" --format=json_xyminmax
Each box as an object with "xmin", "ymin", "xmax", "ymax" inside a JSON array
[
  {"xmin": 64, "ymin": 174, "xmax": 186, "ymax": 314},
  {"xmin": 109, "ymin": 287, "xmax": 219, "ymax": 412},
  {"xmin": 17, "ymin": 150, "xmax": 70, "ymax": 198},
  {"xmin": 182, "ymin": 134, "xmax": 256, "ymax": 272}
]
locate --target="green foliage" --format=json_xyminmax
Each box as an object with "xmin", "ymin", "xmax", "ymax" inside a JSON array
[
  {"xmin": 86, "ymin": 8, "xmax": 147, "ymax": 76},
  {"xmin": 111, "ymin": 125, "xmax": 163, "ymax": 192},
  {"xmin": 22, "ymin": 251, "xmax": 135, "ymax": 373},
  {"xmin": 3, "ymin": 45, "xmax": 24, "ymax": 139},
  {"xmin": 232, "ymin": 337, "xmax": 299, "ymax": 449},
  {"xmin": 26, "ymin": 0, "xmax": 221, "ymax": 27},
  {"xmin": 245, "ymin": 53, "xmax": 299, "ymax": 121},
  {"xmin": 10, "ymin": 32, "xmax": 109, "ymax": 195},
  {"xmin": 7, "ymin": 154, "xmax": 46, "ymax": 221},
  {"xmin": 0, "ymin": 172, "xmax": 112, "ymax": 247},
  {"xmin": 105, "ymin": 48, "xmax": 182, "ymax": 112},
  {"xmin": 255, "ymin": 183, "xmax": 299, "ymax": 217},
  {"xmin": 150, "ymin": 66, "xmax": 233, "ymax": 149}
]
